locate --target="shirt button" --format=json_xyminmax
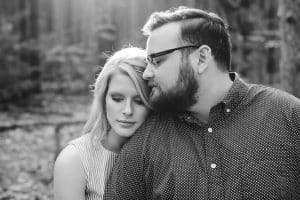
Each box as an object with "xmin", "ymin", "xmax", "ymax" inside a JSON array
[
  {"xmin": 211, "ymin": 163, "xmax": 217, "ymax": 169},
  {"xmin": 208, "ymin": 127, "xmax": 213, "ymax": 133},
  {"xmin": 226, "ymin": 108, "xmax": 231, "ymax": 113}
]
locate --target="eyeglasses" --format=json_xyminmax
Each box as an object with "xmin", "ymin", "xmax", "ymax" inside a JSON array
[{"xmin": 146, "ymin": 45, "xmax": 200, "ymax": 66}]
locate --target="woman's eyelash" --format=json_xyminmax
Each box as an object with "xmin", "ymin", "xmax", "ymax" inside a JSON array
[
  {"xmin": 134, "ymin": 99, "xmax": 144, "ymax": 105},
  {"xmin": 111, "ymin": 96, "xmax": 123, "ymax": 102}
]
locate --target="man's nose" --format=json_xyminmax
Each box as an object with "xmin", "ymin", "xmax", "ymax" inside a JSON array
[{"xmin": 142, "ymin": 64, "xmax": 154, "ymax": 80}]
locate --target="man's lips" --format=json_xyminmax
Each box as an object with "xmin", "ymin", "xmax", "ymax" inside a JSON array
[{"xmin": 147, "ymin": 81, "xmax": 156, "ymax": 88}]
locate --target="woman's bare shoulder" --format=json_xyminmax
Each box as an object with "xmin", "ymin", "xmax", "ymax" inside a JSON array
[{"xmin": 53, "ymin": 145, "xmax": 86, "ymax": 200}]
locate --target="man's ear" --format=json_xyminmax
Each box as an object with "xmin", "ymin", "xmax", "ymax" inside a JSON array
[{"xmin": 195, "ymin": 45, "xmax": 212, "ymax": 74}]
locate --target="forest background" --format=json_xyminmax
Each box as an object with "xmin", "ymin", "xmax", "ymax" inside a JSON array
[{"xmin": 0, "ymin": 0, "xmax": 300, "ymax": 199}]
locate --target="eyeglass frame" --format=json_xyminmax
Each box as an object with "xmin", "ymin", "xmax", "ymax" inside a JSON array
[{"xmin": 146, "ymin": 45, "xmax": 201, "ymax": 66}]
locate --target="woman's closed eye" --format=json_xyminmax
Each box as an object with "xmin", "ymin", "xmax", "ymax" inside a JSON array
[
  {"xmin": 111, "ymin": 95, "xmax": 124, "ymax": 102},
  {"xmin": 134, "ymin": 97, "xmax": 144, "ymax": 105}
]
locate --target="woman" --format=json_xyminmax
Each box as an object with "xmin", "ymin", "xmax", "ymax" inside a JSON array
[{"xmin": 53, "ymin": 47, "xmax": 151, "ymax": 200}]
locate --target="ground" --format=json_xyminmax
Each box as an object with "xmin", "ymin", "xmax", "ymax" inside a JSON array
[{"xmin": 0, "ymin": 93, "xmax": 91, "ymax": 200}]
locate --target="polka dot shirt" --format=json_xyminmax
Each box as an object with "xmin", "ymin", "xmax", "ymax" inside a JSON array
[{"xmin": 104, "ymin": 73, "xmax": 300, "ymax": 200}]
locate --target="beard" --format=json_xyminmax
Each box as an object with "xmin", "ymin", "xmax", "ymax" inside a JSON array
[{"xmin": 149, "ymin": 60, "xmax": 198, "ymax": 113}]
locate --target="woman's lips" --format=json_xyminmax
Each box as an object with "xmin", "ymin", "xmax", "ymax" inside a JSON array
[{"xmin": 117, "ymin": 120, "xmax": 136, "ymax": 128}]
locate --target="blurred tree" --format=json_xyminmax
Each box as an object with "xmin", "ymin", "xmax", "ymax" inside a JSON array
[
  {"xmin": 19, "ymin": 0, "xmax": 39, "ymax": 41},
  {"xmin": 0, "ymin": 0, "xmax": 41, "ymax": 103},
  {"xmin": 279, "ymin": 0, "xmax": 300, "ymax": 97},
  {"xmin": 1, "ymin": 0, "xmax": 299, "ymax": 102}
]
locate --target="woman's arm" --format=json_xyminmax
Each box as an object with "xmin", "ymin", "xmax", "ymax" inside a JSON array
[{"xmin": 53, "ymin": 145, "xmax": 86, "ymax": 200}]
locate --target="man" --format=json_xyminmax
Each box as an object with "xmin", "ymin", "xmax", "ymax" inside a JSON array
[{"xmin": 104, "ymin": 7, "xmax": 300, "ymax": 199}]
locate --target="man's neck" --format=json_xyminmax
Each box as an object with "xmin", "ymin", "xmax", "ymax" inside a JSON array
[{"xmin": 188, "ymin": 72, "xmax": 233, "ymax": 122}]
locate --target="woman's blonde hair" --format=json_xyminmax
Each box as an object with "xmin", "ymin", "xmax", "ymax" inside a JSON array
[{"xmin": 82, "ymin": 47, "xmax": 151, "ymax": 143}]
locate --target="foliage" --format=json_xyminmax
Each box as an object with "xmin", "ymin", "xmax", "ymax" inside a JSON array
[
  {"xmin": 222, "ymin": 0, "xmax": 281, "ymax": 86},
  {"xmin": 41, "ymin": 44, "xmax": 101, "ymax": 94},
  {"xmin": 0, "ymin": 94, "xmax": 89, "ymax": 200},
  {"xmin": 0, "ymin": 30, "xmax": 41, "ymax": 103}
]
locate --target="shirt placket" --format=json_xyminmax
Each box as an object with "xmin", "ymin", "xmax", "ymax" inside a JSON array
[{"xmin": 204, "ymin": 113, "xmax": 224, "ymax": 199}]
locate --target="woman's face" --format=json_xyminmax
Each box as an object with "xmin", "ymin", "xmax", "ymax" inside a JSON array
[{"xmin": 105, "ymin": 73, "xmax": 150, "ymax": 137}]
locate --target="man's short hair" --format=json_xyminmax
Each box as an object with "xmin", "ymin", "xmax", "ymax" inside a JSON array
[{"xmin": 142, "ymin": 7, "xmax": 232, "ymax": 71}]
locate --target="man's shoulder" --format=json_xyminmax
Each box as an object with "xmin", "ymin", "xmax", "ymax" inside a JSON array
[
  {"xmin": 122, "ymin": 112, "xmax": 180, "ymax": 155},
  {"xmin": 142, "ymin": 112, "xmax": 178, "ymax": 126},
  {"xmin": 247, "ymin": 83, "xmax": 300, "ymax": 106},
  {"xmin": 127, "ymin": 112, "xmax": 181, "ymax": 143}
]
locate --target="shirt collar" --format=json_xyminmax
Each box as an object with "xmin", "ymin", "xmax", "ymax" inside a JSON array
[
  {"xmin": 221, "ymin": 72, "xmax": 249, "ymax": 112},
  {"xmin": 178, "ymin": 72, "xmax": 250, "ymax": 123}
]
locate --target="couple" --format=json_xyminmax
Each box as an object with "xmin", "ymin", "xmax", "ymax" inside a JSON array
[{"xmin": 54, "ymin": 7, "xmax": 300, "ymax": 200}]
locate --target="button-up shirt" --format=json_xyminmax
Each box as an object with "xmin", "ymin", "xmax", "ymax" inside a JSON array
[{"xmin": 104, "ymin": 74, "xmax": 300, "ymax": 200}]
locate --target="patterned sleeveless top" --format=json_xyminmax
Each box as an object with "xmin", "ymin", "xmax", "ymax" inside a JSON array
[{"xmin": 69, "ymin": 134, "xmax": 118, "ymax": 200}]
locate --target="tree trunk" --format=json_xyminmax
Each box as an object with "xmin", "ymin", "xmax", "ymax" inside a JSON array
[{"xmin": 279, "ymin": 0, "xmax": 300, "ymax": 96}]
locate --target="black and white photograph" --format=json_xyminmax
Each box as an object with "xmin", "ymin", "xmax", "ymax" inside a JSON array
[{"xmin": 0, "ymin": 0, "xmax": 300, "ymax": 199}]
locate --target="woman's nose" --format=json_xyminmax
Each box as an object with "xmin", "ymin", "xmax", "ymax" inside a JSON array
[{"xmin": 122, "ymin": 101, "xmax": 133, "ymax": 116}]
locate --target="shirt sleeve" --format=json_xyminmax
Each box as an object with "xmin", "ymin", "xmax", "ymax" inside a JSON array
[
  {"xmin": 292, "ymin": 98, "xmax": 300, "ymax": 135},
  {"xmin": 103, "ymin": 114, "xmax": 156, "ymax": 200}
]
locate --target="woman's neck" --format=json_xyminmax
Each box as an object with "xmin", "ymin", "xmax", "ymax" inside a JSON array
[{"xmin": 101, "ymin": 129, "xmax": 128, "ymax": 153}]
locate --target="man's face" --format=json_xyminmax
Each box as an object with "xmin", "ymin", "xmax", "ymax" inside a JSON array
[{"xmin": 143, "ymin": 23, "xmax": 198, "ymax": 112}]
